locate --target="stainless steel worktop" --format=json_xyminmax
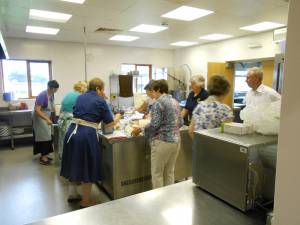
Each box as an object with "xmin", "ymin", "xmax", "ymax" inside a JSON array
[
  {"xmin": 27, "ymin": 180, "xmax": 265, "ymax": 225},
  {"xmin": 195, "ymin": 128, "xmax": 277, "ymax": 147},
  {"xmin": 0, "ymin": 109, "xmax": 32, "ymax": 115}
]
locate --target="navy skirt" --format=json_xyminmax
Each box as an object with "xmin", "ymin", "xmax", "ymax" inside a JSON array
[{"xmin": 60, "ymin": 124, "xmax": 102, "ymax": 183}]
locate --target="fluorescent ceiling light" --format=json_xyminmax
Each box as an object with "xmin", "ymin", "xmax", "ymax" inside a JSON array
[
  {"xmin": 60, "ymin": 0, "xmax": 85, "ymax": 4},
  {"xmin": 26, "ymin": 25, "xmax": 59, "ymax": 35},
  {"xmin": 161, "ymin": 6, "xmax": 213, "ymax": 21},
  {"xmin": 109, "ymin": 35, "xmax": 140, "ymax": 42},
  {"xmin": 170, "ymin": 41, "xmax": 198, "ymax": 47},
  {"xmin": 0, "ymin": 30, "xmax": 9, "ymax": 59},
  {"xmin": 199, "ymin": 33, "xmax": 233, "ymax": 40},
  {"xmin": 29, "ymin": 9, "xmax": 72, "ymax": 23},
  {"xmin": 130, "ymin": 24, "xmax": 168, "ymax": 33},
  {"xmin": 240, "ymin": 22, "xmax": 284, "ymax": 32}
]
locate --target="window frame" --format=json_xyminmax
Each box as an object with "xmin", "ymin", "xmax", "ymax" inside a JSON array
[
  {"xmin": 1, "ymin": 59, "xmax": 52, "ymax": 99},
  {"xmin": 121, "ymin": 63, "xmax": 152, "ymax": 93}
]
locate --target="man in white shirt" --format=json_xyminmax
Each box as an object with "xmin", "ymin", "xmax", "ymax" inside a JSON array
[{"xmin": 244, "ymin": 67, "xmax": 281, "ymax": 107}]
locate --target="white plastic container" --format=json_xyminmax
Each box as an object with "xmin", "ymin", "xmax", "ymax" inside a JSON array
[{"xmin": 224, "ymin": 122, "xmax": 254, "ymax": 135}]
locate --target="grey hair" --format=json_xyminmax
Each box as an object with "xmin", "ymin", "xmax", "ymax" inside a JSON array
[
  {"xmin": 190, "ymin": 75, "xmax": 205, "ymax": 88},
  {"xmin": 248, "ymin": 67, "xmax": 263, "ymax": 81}
]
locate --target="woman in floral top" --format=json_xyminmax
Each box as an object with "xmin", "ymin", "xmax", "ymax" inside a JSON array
[{"xmin": 189, "ymin": 75, "xmax": 233, "ymax": 138}]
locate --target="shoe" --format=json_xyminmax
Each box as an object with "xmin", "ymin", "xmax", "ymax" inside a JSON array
[
  {"xmin": 79, "ymin": 200, "xmax": 97, "ymax": 209},
  {"xmin": 47, "ymin": 157, "xmax": 53, "ymax": 161},
  {"xmin": 67, "ymin": 195, "xmax": 82, "ymax": 203},
  {"xmin": 39, "ymin": 158, "xmax": 51, "ymax": 165}
]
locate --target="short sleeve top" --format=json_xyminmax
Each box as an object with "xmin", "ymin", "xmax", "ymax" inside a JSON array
[
  {"xmin": 35, "ymin": 90, "xmax": 54, "ymax": 109},
  {"xmin": 192, "ymin": 96, "xmax": 233, "ymax": 130},
  {"xmin": 185, "ymin": 89, "xmax": 209, "ymax": 118},
  {"xmin": 73, "ymin": 91, "xmax": 113, "ymax": 124},
  {"xmin": 61, "ymin": 91, "xmax": 80, "ymax": 113}
]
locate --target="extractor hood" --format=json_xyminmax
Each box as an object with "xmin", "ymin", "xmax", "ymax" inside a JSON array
[{"xmin": 0, "ymin": 30, "xmax": 9, "ymax": 59}]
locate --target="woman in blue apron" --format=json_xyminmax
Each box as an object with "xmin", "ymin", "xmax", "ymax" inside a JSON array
[
  {"xmin": 60, "ymin": 77, "xmax": 121, "ymax": 208},
  {"xmin": 33, "ymin": 80, "xmax": 59, "ymax": 165}
]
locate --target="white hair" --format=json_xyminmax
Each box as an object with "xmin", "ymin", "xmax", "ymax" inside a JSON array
[
  {"xmin": 248, "ymin": 67, "xmax": 263, "ymax": 81},
  {"xmin": 190, "ymin": 75, "xmax": 205, "ymax": 88}
]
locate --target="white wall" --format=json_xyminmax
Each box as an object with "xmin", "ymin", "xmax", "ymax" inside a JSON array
[
  {"xmin": 274, "ymin": 0, "xmax": 300, "ymax": 224},
  {"xmin": 2, "ymin": 31, "xmax": 285, "ymax": 107},
  {"xmin": 174, "ymin": 31, "xmax": 282, "ymax": 79},
  {"xmin": 4, "ymin": 38, "xmax": 174, "ymax": 103}
]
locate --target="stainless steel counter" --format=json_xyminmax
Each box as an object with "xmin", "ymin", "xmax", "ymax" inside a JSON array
[
  {"xmin": 100, "ymin": 128, "xmax": 192, "ymax": 199},
  {"xmin": 27, "ymin": 180, "xmax": 265, "ymax": 225}
]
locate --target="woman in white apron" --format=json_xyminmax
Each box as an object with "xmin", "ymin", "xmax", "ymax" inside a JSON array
[
  {"xmin": 33, "ymin": 80, "xmax": 59, "ymax": 165},
  {"xmin": 60, "ymin": 78, "xmax": 121, "ymax": 208}
]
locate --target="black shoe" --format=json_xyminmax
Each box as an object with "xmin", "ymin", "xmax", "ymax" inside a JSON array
[
  {"xmin": 67, "ymin": 195, "xmax": 82, "ymax": 203},
  {"xmin": 47, "ymin": 157, "xmax": 53, "ymax": 161}
]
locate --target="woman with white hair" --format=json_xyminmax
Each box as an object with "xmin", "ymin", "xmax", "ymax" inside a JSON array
[{"xmin": 181, "ymin": 75, "xmax": 209, "ymax": 125}]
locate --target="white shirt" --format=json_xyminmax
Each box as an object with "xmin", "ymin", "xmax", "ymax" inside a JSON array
[{"xmin": 244, "ymin": 84, "xmax": 281, "ymax": 107}]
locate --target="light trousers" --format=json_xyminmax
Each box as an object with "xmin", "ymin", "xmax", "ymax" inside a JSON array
[{"xmin": 150, "ymin": 139, "xmax": 180, "ymax": 189}]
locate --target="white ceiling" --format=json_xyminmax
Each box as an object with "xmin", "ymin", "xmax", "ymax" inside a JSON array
[{"xmin": 0, "ymin": 0, "xmax": 289, "ymax": 49}]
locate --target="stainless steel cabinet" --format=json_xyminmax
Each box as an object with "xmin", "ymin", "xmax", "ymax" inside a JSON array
[
  {"xmin": 192, "ymin": 128, "xmax": 277, "ymax": 211},
  {"xmin": 100, "ymin": 128, "xmax": 193, "ymax": 199}
]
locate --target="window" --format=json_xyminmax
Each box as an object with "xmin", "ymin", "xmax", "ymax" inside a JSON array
[
  {"xmin": 1, "ymin": 59, "xmax": 51, "ymax": 99},
  {"xmin": 121, "ymin": 64, "xmax": 152, "ymax": 93},
  {"xmin": 153, "ymin": 67, "xmax": 168, "ymax": 80}
]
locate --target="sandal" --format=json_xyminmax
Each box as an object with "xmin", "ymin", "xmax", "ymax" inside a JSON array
[{"xmin": 39, "ymin": 158, "xmax": 51, "ymax": 165}]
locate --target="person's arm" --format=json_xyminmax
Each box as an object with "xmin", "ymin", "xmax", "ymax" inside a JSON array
[
  {"xmin": 105, "ymin": 113, "xmax": 121, "ymax": 128},
  {"xmin": 188, "ymin": 119, "xmax": 195, "ymax": 139},
  {"xmin": 136, "ymin": 101, "xmax": 148, "ymax": 113},
  {"xmin": 181, "ymin": 92, "xmax": 192, "ymax": 119},
  {"xmin": 100, "ymin": 100, "xmax": 122, "ymax": 128},
  {"xmin": 132, "ymin": 102, "xmax": 162, "ymax": 136},
  {"xmin": 181, "ymin": 108, "xmax": 189, "ymax": 119},
  {"xmin": 35, "ymin": 105, "xmax": 52, "ymax": 125},
  {"xmin": 188, "ymin": 104, "xmax": 203, "ymax": 139},
  {"xmin": 270, "ymin": 90, "xmax": 281, "ymax": 102},
  {"xmin": 243, "ymin": 92, "xmax": 249, "ymax": 105},
  {"xmin": 221, "ymin": 105, "xmax": 234, "ymax": 124}
]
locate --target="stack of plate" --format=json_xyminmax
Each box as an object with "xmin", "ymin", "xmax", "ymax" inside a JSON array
[{"xmin": 0, "ymin": 123, "xmax": 10, "ymax": 137}]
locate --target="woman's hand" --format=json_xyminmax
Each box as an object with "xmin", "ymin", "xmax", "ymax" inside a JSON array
[
  {"xmin": 35, "ymin": 105, "xmax": 53, "ymax": 125},
  {"xmin": 115, "ymin": 113, "xmax": 122, "ymax": 122},
  {"xmin": 144, "ymin": 113, "xmax": 151, "ymax": 120},
  {"xmin": 46, "ymin": 119, "xmax": 53, "ymax": 125},
  {"xmin": 131, "ymin": 127, "xmax": 142, "ymax": 136}
]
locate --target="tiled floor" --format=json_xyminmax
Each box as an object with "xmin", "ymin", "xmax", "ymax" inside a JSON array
[{"xmin": 0, "ymin": 145, "xmax": 110, "ymax": 225}]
